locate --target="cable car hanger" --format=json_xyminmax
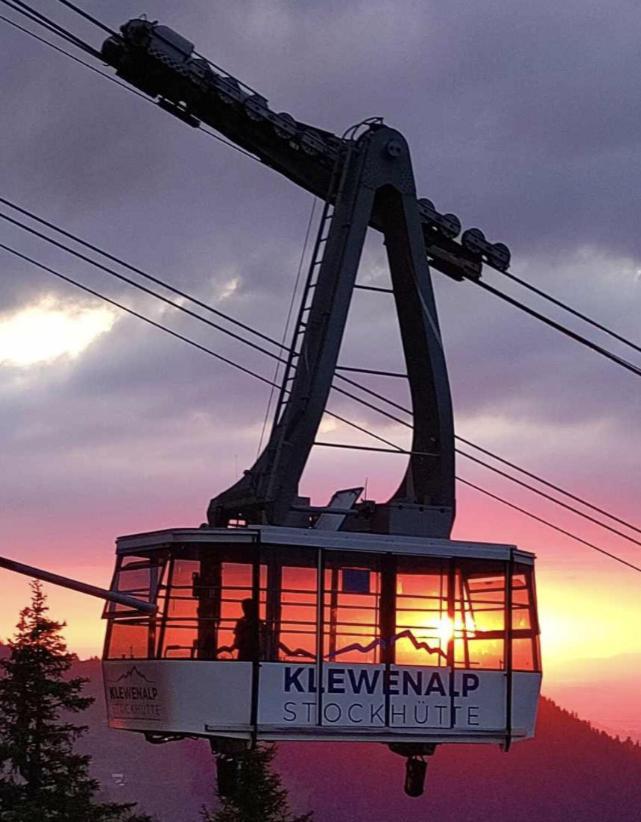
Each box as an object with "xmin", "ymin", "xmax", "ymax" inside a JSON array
[
  {"xmin": 98, "ymin": 19, "xmax": 537, "ymax": 797},
  {"xmin": 100, "ymin": 18, "xmax": 515, "ymax": 537},
  {"xmin": 0, "ymin": 14, "xmax": 541, "ymax": 800},
  {"xmin": 208, "ymin": 123, "xmax": 457, "ymax": 536}
]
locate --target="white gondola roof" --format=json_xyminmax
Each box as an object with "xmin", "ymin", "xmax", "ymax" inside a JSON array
[{"xmin": 116, "ymin": 526, "xmax": 535, "ymax": 564}]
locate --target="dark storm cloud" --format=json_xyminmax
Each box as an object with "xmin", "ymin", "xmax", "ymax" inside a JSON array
[{"xmin": 0, "ymin": 0, "xmax": 640, "ymax": 529}]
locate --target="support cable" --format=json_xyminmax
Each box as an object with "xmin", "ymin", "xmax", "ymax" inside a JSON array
[
  {"xmin": 54, "ymin": 0, "xmax": 117, "ymax": 37},
  {"xmin": 1, "ymin": 205, "xmax": 413, "ymax": 433},
  {"xmin": 472, "ymin": 279, "xmax": 641, "ymax": 378},
  {"xmin": 496, "ymin": 268, "xmax": 641, "ymax": 357},
  {"xmin": 1, "ymin": 199, "xmax": 414, "ymax": 426},
  {"xmin": 457, "ymin": 478, "xmax": 641, "ymax": 575},
  {"xmin": 456, "ymin": 434, "xmax": 641, "ymax": 538},
  {"xmin": 0, "ymin": 211, "xmax": 288, "ymax": 366},
  {"xmin": 0, "ymin": 199, "xmax": 280, "ymax": 350},
  {"xmin": 3, "ymin": 241, "xmax": 640, "ymax": 577},
  {"xmin": 0, "ymin": 11, "xmax": 261, "ymax": 163},
  {"xmin": 319, "ymin": 411, "xmax": 405, "ymax": 453},
  {"xmin": 457, "ymin": 449, "xmax": 641, "ymax": 549},
  {"xmin": 327, "ymin": 379, "xmax": 641, "ymax": 544},
  {"xmin": 0, "ymin": 0, "xmax": 102, "ymax": 58},
  {"xmin": 0, "ymin": 243, "xmax": 388, "ymax": 453},
  {"xmin": 328, "ymin": 381, "xmax": 641, "ymax": 537},
  {"xmin": 315, "ymin": 437, "xmax": 641, "ymax": 549},
  {"xmin": 2, "ymin": 201, "xmax": 640, "ymax": 541},
  {"xmin": 0, "ymin": 12, "xmax": 149, "ymax": 99},
  {"xmin": 4, "ymin": 4, "xmax": 639, "ymax": 379},
  {"xmin": 0, "ymin": 242, "xmax": 277, "ymax": 388}
]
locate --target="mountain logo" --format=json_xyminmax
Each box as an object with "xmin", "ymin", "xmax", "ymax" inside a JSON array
[
  {"xmin": 113, "ymin": 665, "xmax": 156, "ymax": 685},
  {"xmin": 106, "ymin": 665, "xmax": 163, "ymax": 723}
]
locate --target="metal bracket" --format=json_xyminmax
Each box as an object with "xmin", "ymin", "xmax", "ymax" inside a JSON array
[{"xmin": 208, "ymin": 125, "xmax": 455, "ymax": 538}]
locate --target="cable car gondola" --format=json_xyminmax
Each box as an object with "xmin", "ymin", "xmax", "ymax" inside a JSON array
[
  {"xmin": 2, "ymin": 18, "xmax": 541, "ymax": 797},
  {"xmin": 103, "ymin": 525, "xmax": 540, "ymax": 752}
]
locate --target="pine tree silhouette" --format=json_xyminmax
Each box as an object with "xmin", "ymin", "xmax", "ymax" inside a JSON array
[
  {"xmin": 0, "ymin": 580, "xmax": 154, "ymax": 821},
  {"xmin": 204, "ymin": 744, "xmax": 313, "ymax": 822}
]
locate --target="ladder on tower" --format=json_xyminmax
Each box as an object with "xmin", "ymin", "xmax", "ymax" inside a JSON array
[{"xmin": 271, "ymin": 144, "xmax": 355, "ymax": 430}]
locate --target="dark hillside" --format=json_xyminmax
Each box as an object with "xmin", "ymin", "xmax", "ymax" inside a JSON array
[{"xmin": 276, "ymin": 698, "xmax": 641, "ymax": 821}]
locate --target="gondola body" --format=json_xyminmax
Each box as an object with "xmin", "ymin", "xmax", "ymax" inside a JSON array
[
  {"xmin": 103, "ymin": 527, "xmax": 540, "ymax": 747},
  {"xmin": 0, "ymin": 17, "xmax": 544, "ymax": 795}
]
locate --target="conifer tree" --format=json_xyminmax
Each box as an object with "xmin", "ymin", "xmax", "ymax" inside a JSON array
[
  {"xmin": 204, "ymin": 744, "xmax": 312, "ymax": 822},
  {"xmin": 0, "ymin": 580, "xmax": 153, "ymax": 822}
]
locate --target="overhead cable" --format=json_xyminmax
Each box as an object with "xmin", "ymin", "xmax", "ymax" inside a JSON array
[
  {"xmin": 0, "ymin": 0, "xmax": 102, "ymax": 58},
  {"xmin": 457, "ymin": 478, "xmax": 641, "ymax": 575},
  {"xmin": 0, "ymin": 198, "xmax": 279, "ymax": 350},
  {"xmin": 0, "ymin": 211, "xmax": 287, "ymax": 366},
  {"xmin": 3, "ymin": 241, "xmax": 640, "ymax": 577},
  {"xmin": 0, "ymin": 12, "xmax": 150, "ymax": 101},
  {"xmin": 458, "ymin": 448, "xmax": 641, "ymax": 548},
  {"xmin": 6, "ymin": 0, "xmax": 641, "ymax": 379},
  {"xmin": 54, "ymin": 0, "xmax": 117, "ymax": 37},
  {"xmin": 0, "ymin": 205, "xmax": 420, "ymax": 429},
  {"xmin": 0, "ymin": 242, "xmax": 277, "ymax": 388},
  {"xmin": 3, "ymin": 199, "xmax": 639, "ymax": 543},
  {"xmin": 473, "ymin": 279, "xmax": 641, "ymax": 378},
  {"xmin": 0, "ymin": 10, "xmax": 261, "ymax": 163},
  {"xmin": 4, "ymin": 6, "xmax": 640, "ymax": 380},
  {"xmin": 497, "ymin": 267, "xmax": 641, "ymax": 357},
  {"xmin": 0, "ymin": 242, "xmax": 387, "ymax": 451},
  {"xmin": 329, "ymin": 376, "xmax": 641, "ymax": 544},
  {"xmin": 456, "ymin": 434, "xmax": 641, "ymax": 538}
]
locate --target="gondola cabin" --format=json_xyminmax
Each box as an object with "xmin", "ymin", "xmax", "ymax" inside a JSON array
[
  {"xmin": 103, "ymin": 527, "xmax": 540, "ymax": 748},
  {"xmin": 1, "ymin": 19, "xmax": 546, "ymax": 795}
]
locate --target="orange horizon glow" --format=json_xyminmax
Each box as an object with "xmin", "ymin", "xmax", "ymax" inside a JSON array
[
  {"xmin": 1, "ymin": 534, "xmax": 639, "ymax": 666},
  {"xmin": 1, "ymin": 489, "xmax": 639, "ymax": 744},
  {"xmin": 1, "ymin": 522, "xmax": 639, "ymax": 668}
]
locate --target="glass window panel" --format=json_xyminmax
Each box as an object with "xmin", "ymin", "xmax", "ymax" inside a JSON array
[
  {"xmin": 163, "ymin": 560, "xmax": 199, "ymax": 616},
  {"xmin": 156, "ymin": 554, "xmax": 265, "ymax": 661},
  {"xmin": 458, "ymin": 563, "xmax": 506, "ymax": 635},
  {"xmin": 214, "ymin": 562, "xmax": 267, "ymax": 660},
  {"xmin": 105, "ymin": 555, "xmax": 163, "ymax": 616},
  {"xmin": 168, "ymin": 558, "xmax": 199, "ymax": 587},
  {"xmin": 512, "ymin": 637, "xmax": 535, "ymax": 671},
  {"xmin": 395, "ymin": 559, "xmax": 449, "ymax": 667},
  {"xmin": 219, "ymin": 562, "xmax": 253, "ymax": 658},
  {"xmin": 511, "ymin": 563, "xmax": 540, "ymax": 671},
  {"xmin": 455, "ymin": 636, "xmax": 504, "ymax": 670},
  {"xmin": 161, "ymin": 624, "xmax": 198, "ymax": 659},
  {"xmin": 107, "ymin": 620, "xmax": 150, "ymax": 659},
  {"xmin": 159, "ymin": 559, "xmax": 199, "ymax": 658},
  {"xmin": 451, "ymin": 562, "xmax": 506, "ymax": 670},
  {"xmin": 511, "ymin": 566, "xmax": 536, "ymax": 628},
  {"xmin": 278, "ymin": 565, "xmax": 317, "ymax": 662},
  {"xmin": 512, "ymin": 606, "xmax": 532, "ymax": 630},
  {"xmin": 324, "ymin": 555, "xmax": 381, "ymax": 664}
]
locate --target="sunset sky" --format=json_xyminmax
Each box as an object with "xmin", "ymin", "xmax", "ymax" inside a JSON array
[{"xmin": 1, "ymin": 0, "xmax": 640, "ymax": 735}]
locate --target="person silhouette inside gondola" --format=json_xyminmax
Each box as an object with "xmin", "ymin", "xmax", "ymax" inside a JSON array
[{"xmin": 233, "ymin": 598, "xmax": 271, "ymax": 661}]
